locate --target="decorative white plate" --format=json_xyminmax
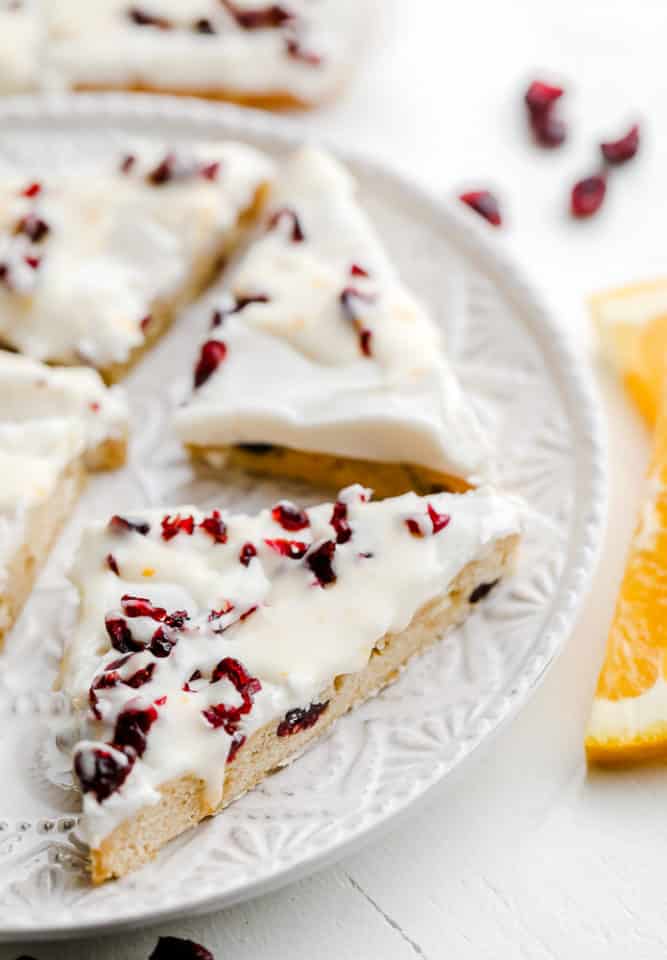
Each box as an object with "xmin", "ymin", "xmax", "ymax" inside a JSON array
[{"xmin": 0, "ymin": 94, "xmax": 606, "ymax": 941}]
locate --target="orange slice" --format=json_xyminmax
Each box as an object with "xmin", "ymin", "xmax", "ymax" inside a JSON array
[
  {"xmin": 591, "ymin": 279, "xmax": 667, "ymax": 426},
  {"xmin": 586, "ymin": 380, "xmax": 667, "ymax": 765}
]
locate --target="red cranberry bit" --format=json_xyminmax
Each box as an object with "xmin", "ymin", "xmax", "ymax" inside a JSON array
[
  {"xmin": 113, "ymin": 704, "xmax": 158, "ymax": 758},
  {"xmin": 24, "ymin": 255, "xmax": 40, "ymax": 270},
  {"xmin": 200, "ymin": 160, "xmax": 221, "ymax": 181},
  {"xmin": 264, "ymin": 538, "xmax": 308, "ymax": 559},
  {"xmin": 109, "ymin": 514, "xmax": 150, "ymax": 536},
  {"xmin": 127, "ymin": 7, "xmax": 172, "ymax": 29},
  {"xmin": 272, "ymin": 501, "xmax": 309, "ymax": 532},
  {"xmin": 194, "ymin": 339, "xmax": 227, "ymax": 389},
  {"xmin": 124, "ymin": 662, "xmax": 156, "ymax": 689},
  {"xmin": 359, "ymin": 330, "xmax": 372, "ymax": 357},
  {"xmin": 285, "ymin": 36, "xmax": 322, "ymax": 66},
  {"xmin": 149, "ymin": 937, "xmax": 214, "ymax": 960},
  {"xmin": 459, "ymin": 191, "xmax": 501, "ymax": 227},
  {"xmin": 121, "ymin": 594, "xmax": 167, "ymax": 620},
  {"xmin": 106, "ymin": 553, "xmax": 120, "ymax": 576},
  {"xmin": 405, "ymin": 517, "xmax": 423, "ymax": 538},
  {"xmin": 17, "ymin": 213, "xmax": 49, "ymax": 243},
  {"xmin": 277, "ymin": 701, "xmax": 329, "ymax": 737},
  {"xmin": 204, "ymin": 657, "xmax": 261, "ymax": 730},
  {"xmin": 571, "ymin": 174, "xmax": 607, "ymax": 218},
  {"xmin": 330, "ymin": 501, "xmax": 351, "ymax": 544},
  {"xmin": 183, "ymin": 668, "xmax": 203, "ymax": 692},
  {"xmin": 209, "ymin": 600, "xmax": 234, "ymax": 621},
  {"xmin": 221, "ymin": 0, "xmax": 291, "ymax": 30},
  {"xmin": 89, "ymin": 401, "xmax": 100, "ymax": 413},
  {"xmin": 120, "ymin": 153, "xmax": 136, "ymax": 174},
  {"xmin": 524, "ymin": 80, "xmax": 563, "ymax": 113},
  {"xmin": 150, "ymin": 627, "xmax": 177, "ymax": 658},
  {"xmin": 105, "ymin": 616, "xmax": 144, "ymax": 654},
  {"xmin": 147, "ymin": 153, "xmax": 177, "ymax": 185},
  {"xmin": 524, "ymin": 80, "xmax": 566, "ymax": 148},
  {"xmin": 161, "ymin": 513, "xmax": 195, "ymax": 541},
  {"xmin": 227, "ymin": 734, "xmax": 246, "ymax": 764},
  {"xmin": 74, "ymin": 746, "xmax": 132, "ymax": 802},
  {"xmin": 427, "ymin": 503, "xmax": 451, "ymax": 534},
  {"xmin": 194, "ymin": 17, "xmax": 216, "ymax": 33},
  {"xmin": 199, "ymin": 510, "xmax": 227, "ymax": 544},
  {"xmin": 239, "ymin": 604, "xmax": 258, "ymax": 622},
  {"xmin": 600, "ymin": 124, "xmax": 640, "ymax": 165},
  {"xmin": 350, "ymin": 263, "xmax": 369, "ymax": 278},
  {"xmin": 340, "ymin": 287, "xmax": 376, "ymax": 357},
  {"xmin": 239, "ymin": 542, "xmax": 257, "ymax": 566},
  {"xmin": 267, "ymin": 206, "xmax": 305, "ymax": 242},
  {"xmin": 306, "ymin": 540, "xmax": 337, "ymax": 587},
  {"xmin": 140, "ymin": 313, "xmax": 152, "ymax": 333},
  {"xmin": 89, "ymin": 671, "xmax": 121, "ymax": 719},
  {"xmin": 21, "ymin": 181, "xmax": 41, "ymax": 198},
  {"xmin": 164, "ymin": 609, "xmax": 189, "ymax": 629}
]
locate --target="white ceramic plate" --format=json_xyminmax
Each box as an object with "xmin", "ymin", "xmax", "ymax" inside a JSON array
[{"xmin": 0, "ymin": 94, "xmax": 606, "ymax": 941}]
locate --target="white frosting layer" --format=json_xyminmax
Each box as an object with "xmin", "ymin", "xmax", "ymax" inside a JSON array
[
  {"xmin": 0, "ymin": 350, "xmax": 128, "ymax": 585},
  {"xmin": 61, "ymin": 485, "xmax": 521, "ymax": 844},
  {"xmin": 0, "ymin": 0, "xmax": 367, "ymax": 105},
  {"xmin": 175, "ymin": 148, "xmax": 494, "ymax": 485},
  {"xmin": 0, "ymin": 140, "xmax": 272, "ymax": 367}
]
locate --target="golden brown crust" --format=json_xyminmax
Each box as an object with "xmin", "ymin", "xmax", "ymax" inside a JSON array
[
  {"xmin": 90, "ymin": 533, "xmax": 519, "ymax": 883},
  {"xmin": 189, "ymin": 443, "xmax": 473, "ymax": 499}
]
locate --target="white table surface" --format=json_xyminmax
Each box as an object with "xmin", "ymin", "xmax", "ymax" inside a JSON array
[{"xmin": 4, "ymin": 2, "xmax": 666, "ymax": 956}]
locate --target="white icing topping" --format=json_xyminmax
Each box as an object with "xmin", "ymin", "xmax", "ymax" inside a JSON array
[
  {"xmin": 0, "ymin": 0, "xmax": 367, "ymax": 105},
  {"xmin": 175, "ymin": 148, "xmax": 494, "ymax": 485},
  {"xmin": 60, "ymin": 485, "xmax": 521, "ymax": 844},
  {"xmin": 0, "ymin": 141, "xmax": 273, "ymax": 367},
  {"xmin": 0, "ymin": 350, "xmax": 128, "ymax": 585}
]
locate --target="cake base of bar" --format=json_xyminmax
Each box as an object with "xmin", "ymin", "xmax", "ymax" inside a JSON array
[
  {"xmin": 89, "ymin": 532, "xmax": 518, "ymax": 883},
  {"xmin": 189, "ymin": 443, "xmax": 473, "ymax": 499},
  {"xmin": 0, "ymin": 433, "xmax": 127, "ymax": 644},
  {"xmin": 101, "ymin": 185, "xmax": 268, "ymax": 385},
  {"xmin": 74, "ymin": 83, "xmax": 320, "ymax": 112}
]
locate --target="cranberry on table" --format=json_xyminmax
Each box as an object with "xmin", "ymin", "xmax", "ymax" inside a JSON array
[
  {"xmin": 570, "ymin": 174, "xmax": 607, "ymax": 218},
  {"xmin": 600, "ymin": 123, "xmax": 640, "ymax": 165},
  {"xmin": 459, "ymin": 190, "xmax": 502, "ymax": 227},
  {"xmin": 149, "ymin": 937, "xmax": 214, "ymax": 960}
]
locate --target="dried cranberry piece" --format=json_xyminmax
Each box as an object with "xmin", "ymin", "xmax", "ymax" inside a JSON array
[
  {"xmin": 194, "ymin": 339, "xmax": 227, "ymax": 389},
  {"xmin": 277, "ymin": 701, "xmax": 329, "ymax": 737},
  {"xmin": 211, "ymin": 657, "xmax": 261, "ymax": 695},
  {"xmin": 306, "ymin": 540, "xmax": 336, "ymax": 587},
  {"xmin": 459, "ymin": 191, "xmax": 501, "ymax": 226},
  {"xmin": 150, "ymin": 627, "xmax": 177, "ymax": 658},
  {"xmin": 120, "ymin": 153, "xmax": 136, "ymax": 174},
  {"xmin": 524, "ymin": 81, "xmax": 566, "ymax": 148},
  {"xmin": 340, "ymin": 287, "xmax": 376, "ymax": 357},
  {"xmin": 147, "ymin": 153, "xmax": 176, "ymax": 185},
  {"xmin": 149, "ymin": 937, "xmax": 214, "ymax": 960},
  {"xmin": 264, "ymin": 538, "xmax": 308, "ymax": 559},
  {"xmin": 330, "ymin": 501, "xmax": 351, "ymax": 544},
  {"xmin": 239, "ymin": 542, "xmax": 257, "ymax": 566},
  {"xmin": 221, "ymin": 0, "xmax": 291, "ymax": 29},
  {"xmin": 161, "ymin": 513, "xmax": 195, "ymax": 541},
  {"xmin": 350, "ymin": 263, "xmax": 369, "ymax": 278},
  {"xmin": 89, "ymin": 671, "xmax": 121, "ymax": 719},
  {"xmin": 571, "ymin": 174, "xmax": 607, "ymax": 218},
  {"xmin": 211, "ymin": 294, "xmax": 269, "ymax": 328},
  {"xmin": 209, "ymin": 600, "xmax": 234, "ymax": 621},
  {"xmin": 200, "ymin": 160, "xmax": 220, "ymax": 181},
  {"xmin": 194, "ymin": 17, "xmax": 216, "ymax": 33},
  {"xmin": 524, "ymin": 80, "xmax": 563, "ymax": 113},
  {"xmin": 164, "ymin": 610, "xmax": 189, "ymax": 629},
  {"xmin": 21, "ymin": 181, "xmax": 41, "ymax": 198},
  {"xmin": 109, "ymin": 515, "xmax": 150, "ymax": 536},
  {"xmin": 24, "ymin": 255, "xmax": 40, "ymax": 270},
  {"xmin": 113, "ymin": 704, "xmax": 158, "ymax": 758},
  {"xmin": 203, "ymin": 657, "xmax": 261, "ymax": 729},
  {"xmin": 271, "ymin": 501, "xmax": 309, "ymax": 531},
  {"xmin": 285, "ymin": 36, "xmax": 322, "ymax": 65},
  {"xmin": 128, "ymin": 7, "xmax": 171, "ymax": 29},
  {"xmin": 17, "ymin": 213, "xmax": 49, "ymax": 243},
  {"xmin": 199, "ymin": 510, "xmax": 227, "ymax": 544},
  {"xmin": 124, "ymin": 662, "xmax": 156, "ymax": 689},
  {"xmin": 74, "ymin": 746, "xmax": 132, "ymax": 802},
  {"xmin": 405, "ymin": 517, "xmax": 423, "ymax": 538},
  {"xmin": 106, "ymin": 553, "xmax": 120, "ymax": 576},
  {"xmin": 600, "ymin": 124, "xmax": 640, "ymax": 165},
  {"xmin": 427, "ymin": 503, "xmax": 451, "ymax": 534},
  {"xmin": 105, "ymin": 616, "xmax": 144, "ymax": 654},
  {"xmin": 121, "ymin": 595, "xmax": 167, "ymax": 620},
  {"xmin": 227, "ymin": 734, "xmax": 246, "ymax": 764},
  {"xmin": 239, "ymin": 604, "xmax": 258, "ymax": 622},
  {"xmin": 267, "ymin": 206, "xmax": 305, "ymax": 242}
]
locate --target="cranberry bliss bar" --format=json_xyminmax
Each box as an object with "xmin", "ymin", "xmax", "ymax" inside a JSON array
[
  {"xmin": 0, "ymin": 350, "xmax": 128, "ymax": 642},
  {"xmin": 175, "ymin": 147, "xmax": 493, "ymax": 497},
  {"xmin": 0, "ymin": 141, "xmax": 273, "ymax": 382},
  {"xmin": 60, "ymin": 484, "xmax": 520, "ymax": 881}
]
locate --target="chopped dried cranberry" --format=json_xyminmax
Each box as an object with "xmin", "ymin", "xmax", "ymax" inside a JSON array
[
  {"xmin": 106, "ymin": 553, "xmax": 120, "ymax": 576},
  {"xmin": 459, "ymin": 191, "xmax": 501, "ymax": 226},
  {"xmin": 600, "ymin": 124, "xmax": 640, "ymax": 165},
  {"xmin": 164, "ymin": 609, "xmax": 189, "ymax": 629},
  {"xmin": 21, "ymin": 181, "xmax": 41, "ymax": 198},
  {"xmin": 109, "ymin": 515, "xmax": 150, "ymax": 536},
  {"xmin": 524, "ymin": 80, "xmax": 563, "ymax": 113},
  {"xmin": 17, "ymin": 213, "xmax": 49, "ymax": 243},
  {"xmin": 340, "ymin": 287, "xmax": 376, "ymax": 357},
  {"xmin": 24, "ymin": 255, "xmax": 40, "ymax": 270},
  {"xmin": 221, "ymin": 0, "xmax": 291, "ymax": 29},
  {"xmin": 350, "ymin": 263, "xmax": 369, "ymax": 278},
  {"xmin": 147, "ymin": 153, "xmax": 176, "ymax": 185},
  {"xmin": 194, "ymin": 339, "xmax": 227, "ymax": 389},
  {"xmin": 113, "ymin": 704, "xmax": 158, "ymax": 758},
  {"xmin": 277, "ymin": 701, "xmax": 329, "ymax": 737},
  {"xmin": 427, "ymin": 503, "xmax": 451, "ymax": 534},
  {"xmin": 105, "ymin": 616, "xmax": 144, "ymax": 654},
  {"xmin": 211, "ymin": 657, "xmax": 261, "ymax": 694},
  {"xmin": 272, "ymin": 501, "xmax": 309, "ymax": 531},
  {"xmin": 200, "ymin": 160, "xmax": 220, "ymax": 180},
  {"xmin": 330, "ymin": 501, "xmax": 351, "ymax": 544},
  {"xmin": 267, "ymin": 206, "xmax": 305, "ymax": 242},
  {"xmin": 285, "ymin": 36, "xmax": 322, "ymax": 65},
  {"xmin": 571, "ymin": 174, "xmax": 607, "ymax": 218},
  {"xmin": 140, "ymin": 313, "xmax": 152, "ymax": 333},
  {"xmin": 469, "ymin": 579, "xmax": 499, "ymax": 604},
  {"xmin": 89, "ymin": 671, "xmax": 121, "ymax": 719},
  {"xmin": 128, "ymin": 7, "xmax": 171, "ymax": 29},
  {"xmin": 534, "ymin": 112, "xmax": 566, "ymax": 148},
  {"xmin": 74, "ymin": 746, "xmax": 132, "ymax": 802},
  {"xmin": 359, "ymin": 330, "xmax": 373, "ymax": 357},
  {"xmin": 306, "ymin": 540, "xmax": 336, "ymax": 587},
  {"xmin": 183, "ymin": 668, "xmax": 203, "ymax": 692},
  {"xmin": 120, "ymin": 153, "xmax": 136, "ymax": 174},
  {"xmin": 199, "ymin": 510, "xmax": 227, "ymax": 544},
  {"xmin": 239, "ymin": 605, "xmax": 257, "ymax": 622},
  {"xmin": 161, "ymin": 513, "xmax": 195, "ymax": 541},
  {"xmin": 209, "ymin": 600, "xmax": 234, "ymax": 621},
  {"xmin": 149, "ymin": 937, "xmax": 214, "ymax": 960},
  {"xmin": 121, "ymin": 595, "xmax": 167, "ymax": 620},
  {"xmin": 150, "ymin": 627, "xmax": 177, "ymax": 658},
  {"xmin": 124, "ymin": 662, "xmax": 156, "ymax": 689},
  {"xmin": 204, "ymin": 657, "xmax": 261, "ymax": 730},
  {"xmin": 405, "ymin": 517, "xmax": 423, "ymax": 538},
  {"xmin": 524, "ymin": 81, "xmax": 567, "ymax": 148},
  {"xmin": 239, "ymin": 542, "xmax": 257, "ymax": 566},
  {"xmin": 227, "ymin": 734, "xmax": 246, "ymax": 763},
  {"xmin": 264, "ymin": 538, "xmax": 308, "ymax": 559},
  {"xmin": 194, "ymin": 17, "xmax": 216, "ymax": 34}
]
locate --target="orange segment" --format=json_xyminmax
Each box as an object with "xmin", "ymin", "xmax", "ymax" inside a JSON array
[
  {"xmin": 591, "ymin": 278, "xmax": 667, "ymax": 426},
  {"xmin": 586, "ymin": 377, "xmax": 667, "ymax": 766}
]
